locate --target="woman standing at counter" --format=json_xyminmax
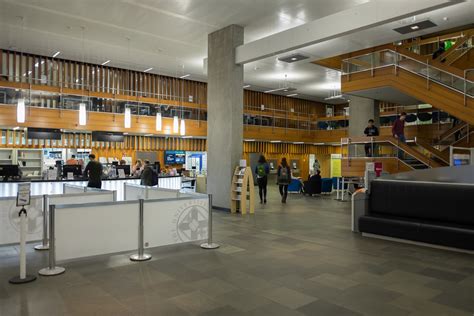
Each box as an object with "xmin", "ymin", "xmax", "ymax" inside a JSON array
[{"xmin": 132, "ymin": 159, "xmax": 143, "ymax": 177}]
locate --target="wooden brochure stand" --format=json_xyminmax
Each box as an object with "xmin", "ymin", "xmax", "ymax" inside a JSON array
[{"xmin": 230, "ymin": 166, "xmax": 255, "ymax": 214}]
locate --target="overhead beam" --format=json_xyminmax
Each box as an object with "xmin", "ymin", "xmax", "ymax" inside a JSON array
[{"xmin": 235, "ymin": 0, "xmax": 464, "ymax": 64}]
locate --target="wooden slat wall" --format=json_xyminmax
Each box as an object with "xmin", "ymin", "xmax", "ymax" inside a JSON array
[{"xmin": 0, "ymin": 49, "xmax": 333, "ymax": 117}]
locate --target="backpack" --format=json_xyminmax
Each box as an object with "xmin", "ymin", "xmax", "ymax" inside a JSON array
[
  {"xmin": 278, "ymin": 166, "xmax": 290, "ymax": 183},
  {"xmin": 256, "ymin": 164, "xmax": 266, "ymax": 178},
  {"xmin": 151, "ymin": 169, "xmax": 159, "ymax": 186}
]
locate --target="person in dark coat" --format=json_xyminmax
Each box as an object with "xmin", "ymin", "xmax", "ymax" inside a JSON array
[
  {"xmin": 83, "ymin": 154, "xmax": 103, "ymax": 188},
  {"xmin": 140, "ymin": 160, "xmax": 154, "ymax": 186}
]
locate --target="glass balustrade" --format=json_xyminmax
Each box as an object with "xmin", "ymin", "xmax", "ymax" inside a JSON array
[{"xmin": 342, "ymin": 49, "xmax": 474, "ymax": 97}]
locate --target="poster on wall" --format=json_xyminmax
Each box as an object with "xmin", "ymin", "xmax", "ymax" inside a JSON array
[{"xmin": 330, "ymin": 154, "xmax": 342, "ymax": 178}]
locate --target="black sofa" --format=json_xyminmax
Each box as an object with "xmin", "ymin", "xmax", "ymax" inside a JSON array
[{"xmin": 359, "ymin": 179, "xmax": 474, "ymax": 251}]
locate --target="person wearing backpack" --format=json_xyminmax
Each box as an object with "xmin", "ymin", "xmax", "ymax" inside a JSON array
[
  {"xmin": 255, "ymin": 155, "xmax": 270, "ymax": 204},
  {"xmin": 277, "ymin": 157, "xmax": 291, "ymax": 203}
]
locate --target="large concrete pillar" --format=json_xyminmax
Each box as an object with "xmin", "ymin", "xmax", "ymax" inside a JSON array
[
  {"xmin": 207, "ymin": 25, "xmax": 244, "ymax": 210},
  {"xmin": 348, "ymin": 95, "xmax": 379, "ymax": 137},
  {"xmin": 348, "ymin": 96, "xmax": 380, "ymax": 157}
]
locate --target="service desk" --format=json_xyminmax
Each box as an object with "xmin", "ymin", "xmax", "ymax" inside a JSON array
[{"xmin": 0, "ymin": 176, "xmax": 182, "ymax": 201}]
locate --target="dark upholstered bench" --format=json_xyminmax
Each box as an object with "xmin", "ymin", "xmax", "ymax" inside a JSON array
[{"xmin": 359, "ymin": 180, "xmax": 474, "ymax": 251}]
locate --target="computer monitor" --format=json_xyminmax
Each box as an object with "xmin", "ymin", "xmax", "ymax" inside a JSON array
[
  {"xmin": 0, "ymin": 165, "xmax": 20, "ymax": 181},
  {"xmin": 116, "ymin": 165, "xmax": 131, "ymax": 176},
  {"xmin": 112, "ymin": 161, "xmax": 119, "ymax": 166},
  {"xmin": 63, "ymin": 165, "xmax": 82, "ymax": 178}
]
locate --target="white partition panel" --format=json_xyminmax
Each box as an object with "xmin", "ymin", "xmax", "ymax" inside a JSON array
[
  {"xmin": 158, "ymin": 177, "xmax": 182, "ymax": 190},
  {"xmin": 143, "ymin": 198, "xmax": 208, "ymax": 248},
  {"xmin": 147, "ymin": 187, "xmax": 180, "ymax": 200},
  {"xmin": 55, "ymin": 201, "xmax": 139, "ymax": 261},
  {"xmin": 0, "ymin": 196, "xmax": 43, "ymax": 245},
  {"xmin": 49, "ymin": 191, "xmax": 115, "ymax": 206},
  {"xmin": 63, "ymin": 184, "xmax": 85, "ymax": 194},
  {"xmin": 124, "ymin": 183, "xmax": 147, "ymax": 201}
]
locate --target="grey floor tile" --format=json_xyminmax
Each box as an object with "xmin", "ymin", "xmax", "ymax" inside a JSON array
[
  {"xmin": 298, "ymin": 299, "xmax": 363, "ymax": 316},
  {"xmin": 262, "ymin": 286, "xmax": 317, "ymax": 309}
]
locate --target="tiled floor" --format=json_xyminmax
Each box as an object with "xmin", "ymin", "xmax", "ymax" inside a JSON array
[{"xmin": 1, "ymin": 186, "xmax": 473, "ymax": 315}]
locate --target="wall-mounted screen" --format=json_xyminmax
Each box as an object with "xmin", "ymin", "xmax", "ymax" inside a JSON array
[
  {"xmin": 91, "ymin": 131, "xmax": 124, "ymax": 142},
  {"xmin": 27, "ymin": 128, "xmax": 61, "ymax": 140},
  {"xmin": 164, "ymin": 151, "xmax": 186, "ymax": 165}
]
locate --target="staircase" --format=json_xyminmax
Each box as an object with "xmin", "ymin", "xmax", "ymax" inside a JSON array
[
  {"xmin": 341, "ymin": 49, "xmax": 474, "ymax": 125},
  {"xmin": 341, "ymin": 136, "xmax": 443, "ymax": 175}
]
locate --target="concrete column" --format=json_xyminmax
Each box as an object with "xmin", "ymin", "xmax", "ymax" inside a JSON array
[
  {"xmin": 348, "ymin": 96, "xmax": 380, "ymax": 156},
  {"xmin": 207, "ymin": 25, "xmax": 244, "ymax": 210}
]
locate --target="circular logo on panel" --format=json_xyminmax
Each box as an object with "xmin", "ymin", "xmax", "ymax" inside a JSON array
[
  {"xmin": 9, "ymin": 200, "xmax": 42, "ymax": 234},
  {"xmin": 172, "ymin": 200, "xmax": 208, "ymax": 243}
]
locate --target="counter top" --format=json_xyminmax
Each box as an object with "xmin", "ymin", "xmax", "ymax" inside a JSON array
[{"xmin": 3, "ymin": 175, "xmax": 182, "ymax": 183}]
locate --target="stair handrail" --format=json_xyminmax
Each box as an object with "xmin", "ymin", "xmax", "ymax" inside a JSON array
[
  {"xmin": 465, "ymin": 69, "xmax": 474, "ymax": 106},
  {"xmin": 342, "ymin": 49, "xmax": 474, "ymax": 98},
  {"xmin": 340, "ymin": 136, "xmax": 439, "ymax": 169}
]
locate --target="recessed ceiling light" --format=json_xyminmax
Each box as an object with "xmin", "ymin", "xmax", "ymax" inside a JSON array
[
  {"xmin": 278, "ymin": 53, "xmax": 309, "ymax": 63},
  {"xmin": 144, "ymin": 67, "xmax": 153, "ymax": 73},
  {"xmin": 270, "ymin": 140, "xmax": 281, "ymax": 143},
  {"xmin": 101, "ymin": 60, "xmax": 111, "ymax": 65},
  {"xmin": 243, "ymin": 85, "xmax": 251, "ymax": 88},
  {"xmin": 287, "ymin": 93, "xmax": 298, "ymax": 97},
  {"xmin": 182, "ymin": 135, "xmax": 193, "ymax": 139},
  {"xmin": 13, "ymin": 126, "xmax": 20, "ymax": 130},
  {"xmin": 293, "ymin": 142, "xmax": 304, "ymax": 144},
  {"xmin": 244, "ymin": 139, "xmax": 255, "ymax": 142},
  {"xmin": 144, "ymin": 134, "xmax": 153, "ymax": 136},
  {"xmin": 52, "ymin": 51, "xmax": 61, "ymax": 58},
  {"xmin": 180, "ymin": 74, "xmax": 190, "ymax": 79},
  {"xmin": 314, "ymin": 143, "xmax": 325, "ymax": 145},
  {"xmin": 410, "ymin": 25, "xmax": 419, "ymax": 30}
]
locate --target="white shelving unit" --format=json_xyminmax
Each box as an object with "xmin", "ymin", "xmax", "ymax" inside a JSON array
[
  {"xmin": 0, "ymin": 149, "xmax": 14, "ymax": 165},
  {"xmin": 17, "ymin": 149, "xmax": 43, "ymax": 179}
]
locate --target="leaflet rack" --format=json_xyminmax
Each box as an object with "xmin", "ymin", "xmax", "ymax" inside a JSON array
[{"xmin": 230, "ymin": 166, "xmax": 255, "ymax": 214}]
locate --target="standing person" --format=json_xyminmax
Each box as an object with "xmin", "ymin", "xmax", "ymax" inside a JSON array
[
  {"xmin": 83, "ymin": 154, "xmax": 103, "ymax": 188},
  {"xmin": 364, "ymin": 119, "xmax": 380, "ymax": 157},
  {"xmin": 255, "ymin": 155, "xmax": 270, "ymax": 204},
  {"xmin": 392, "ymin": 112, "xmax": 407, "ymax": 143},
  {"xmin": 132, "ymin": 159, "xmax": 143, "ymax": 177},
  {"xmin": 277, "ymin": 157, "xmax": 291, "ymax": 204},
  {"xmin": 392, "ymin": 112, "xmax": 407, "ymax": 159},
  {"xmin": 312, "ymin": 158, "xmax": 321, "ymax": 174},
  {"xmin": 140, "ymin": 160, "xmax": 154, "ymax": 186}
]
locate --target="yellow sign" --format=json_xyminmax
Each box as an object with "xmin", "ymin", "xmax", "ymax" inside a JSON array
[{"xmin": 331, "ymin": 158, "xmax": 341, "ymax": 178}]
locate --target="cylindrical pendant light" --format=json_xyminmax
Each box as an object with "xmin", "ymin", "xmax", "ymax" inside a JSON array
[
  {"xmin": 124, "ymin": 108, "xmax": 131, "ymax": 128},
  {"xmin": 156, "ymin": 112, "xmax": 162, "ymax": 131},
  {"xmin": 79, "ymin": 103, "xmax": 87, "ymax": 126},
  {"xmin": 173, "ymin": 116, "xmax": 179, "ymax": 133},
  {"xmin": 180, "ymin": 119, "xmax": 186, "ymax": 136},
  {"xmin": 17, "ymin": 98, "xmax": 25, "ymax": 123}
]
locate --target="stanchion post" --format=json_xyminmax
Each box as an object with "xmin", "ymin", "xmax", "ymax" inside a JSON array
[
  {"xmin": 34, "ymin": 194, "xmax": 49, "ymax": 250},
  {"xmin": 9, "ymin": 207, "xmax": 37, "ymax": 284},
  {"xmin": 62, "ymin": 183, "xmax": 66, "ymax": 194},
  {"xmin": 130, "ymin": 199, "xmax": 151, "ymax": 261},
  {"xmin": 201, "ymin": 194, "xmax": 220, "ymax": 249},
  {"xmin": 38, "ymin": 205, "xmax": 65, "ymax": 276}
]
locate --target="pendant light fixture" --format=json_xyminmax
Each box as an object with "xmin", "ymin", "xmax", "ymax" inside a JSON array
[
  {"xmin": 17, "ymin": 17, "xmax": 26, "ymax": 124},
  {"xmin": 156, "ymin": 112, "xmax": 162, "ymax": 131},
  {"xmin": 17, "ymin": 98, "xmax": 26, "ymax": 123},
  {"xmin": 173, "ymin": 115, "xmax": 179, "ymax": 133},
  {"xmin": 124, "ymin": 107, "xmax": 131, "ymax": 128},
  {"xmin": 180, "ymin": 118, "xmax": 186, "ymax": 136},
  {"xmin": 78, "ymin": 26, "xmax": 88, "ymax": 126},
  {"xmin": 79, "ymin": 103, "xmax": 87, "ymax": 126}
]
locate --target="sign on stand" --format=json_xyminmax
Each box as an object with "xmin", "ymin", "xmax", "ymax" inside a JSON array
[
  {"xmin": 16, "ymin": 183, "xmax": 31, "ymax": 207},
  {"xmin": 10, "ymin": 182, "xmax": 36, "ymax": 284}
]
